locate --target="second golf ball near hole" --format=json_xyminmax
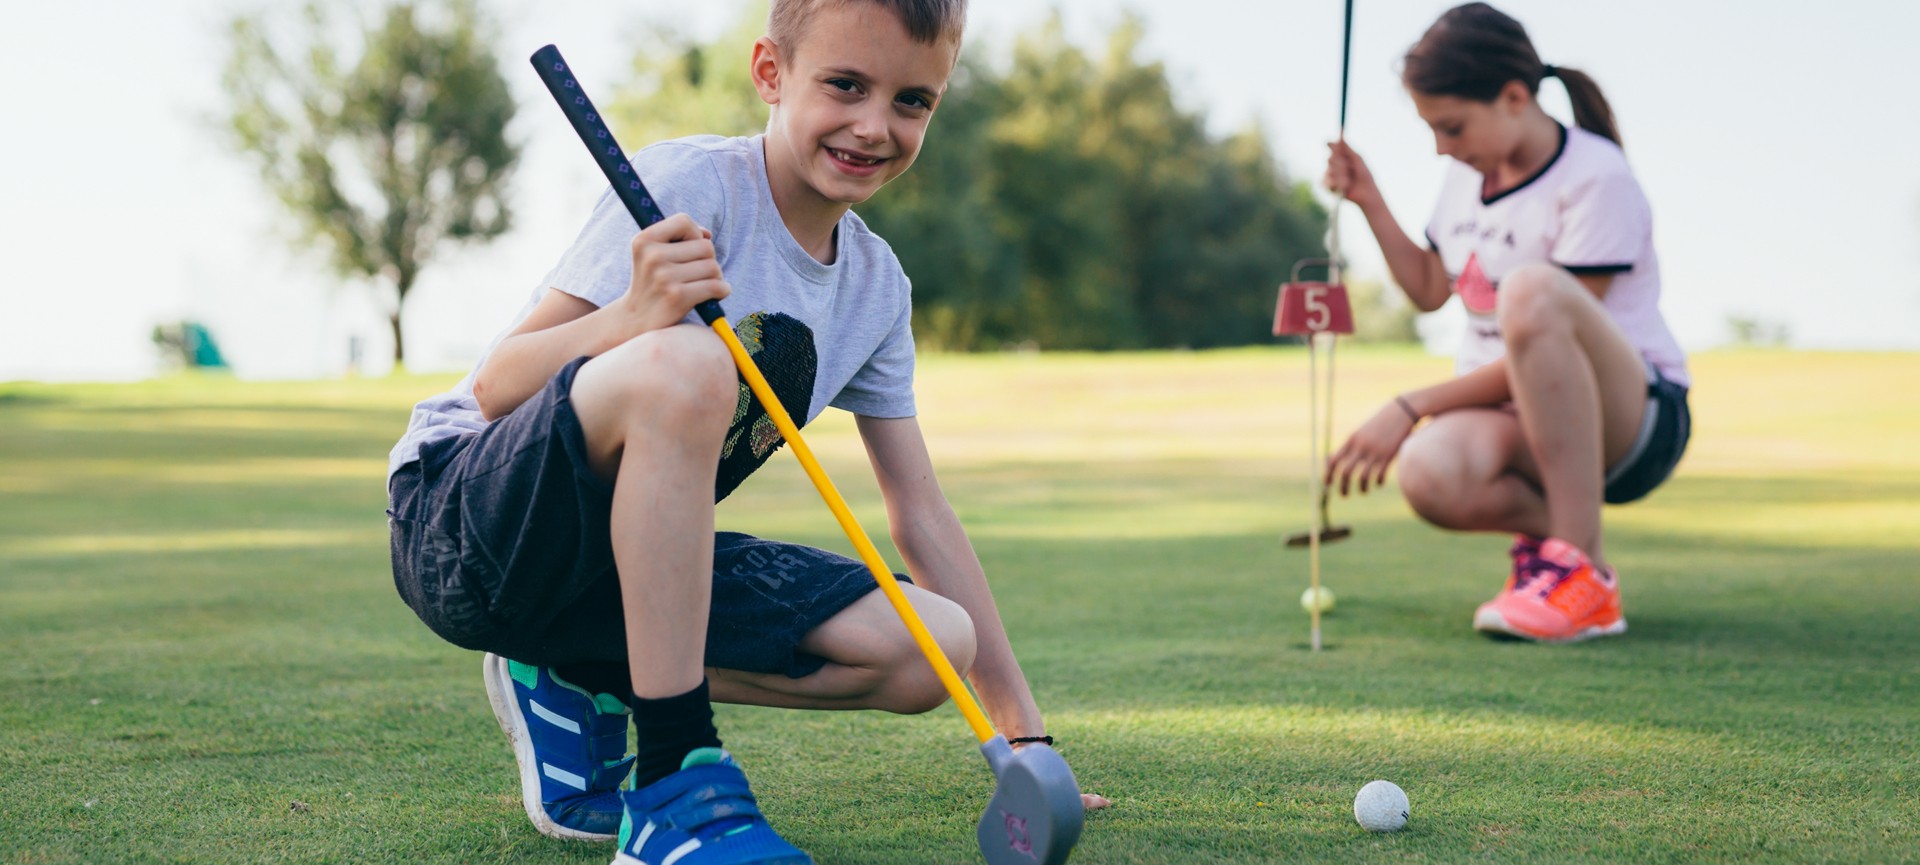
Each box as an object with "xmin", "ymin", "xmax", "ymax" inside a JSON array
[
  {"xmin": 1300, "ymin": 586, "xmax": 1336, "ymax": 613},
  {"xmin": 1354, "ymin": 780, "xmax": 1408, "ymax": 832}
]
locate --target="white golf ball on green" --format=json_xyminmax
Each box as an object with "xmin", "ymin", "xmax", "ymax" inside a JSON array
[
  {"xmin": 1353, "ymin": 780, "xmax": 1408, "ymax": 832},
  {"xmin": 1300, "ymin": 586, "xmax": 1336, "ymax": 614}
]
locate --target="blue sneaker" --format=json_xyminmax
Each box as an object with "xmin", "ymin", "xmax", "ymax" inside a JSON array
[
  {"xmin": 483, "ymin": 652, "xmax": 634, "ymax": 840},
  {"xmin": 614, "ymin": 748, "xmax": 811, "ymax": 865}
]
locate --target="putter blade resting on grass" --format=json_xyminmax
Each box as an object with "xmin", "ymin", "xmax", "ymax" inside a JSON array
[{"xmin": 530, "ymin": 44, "xmax": 1085, "ymax": 865}]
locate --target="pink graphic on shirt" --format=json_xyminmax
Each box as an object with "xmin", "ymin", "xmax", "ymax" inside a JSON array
[{"xmin": 1456, "ymin": 253, "xmax": 1497, "ymax": 314}]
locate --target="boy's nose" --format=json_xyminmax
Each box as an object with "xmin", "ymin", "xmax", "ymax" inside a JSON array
[{"xmin": 851, "ymin": 108, "xmax": 889, "ymax": 145}]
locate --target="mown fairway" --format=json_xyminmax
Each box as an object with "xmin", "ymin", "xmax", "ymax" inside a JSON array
[{"xmin": 2, "ymin": 348, "xmax": 1915, "ymax": 863}]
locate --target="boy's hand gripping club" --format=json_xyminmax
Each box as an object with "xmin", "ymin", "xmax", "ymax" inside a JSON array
[{"xmin": 531, "ymin": 46, "xmax": 1084, "ymax": 865}]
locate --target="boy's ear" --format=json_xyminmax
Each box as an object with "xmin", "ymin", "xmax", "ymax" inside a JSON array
[{"xmin": 750, "ymin": 36, "xmax": 784, "ymax": 106}]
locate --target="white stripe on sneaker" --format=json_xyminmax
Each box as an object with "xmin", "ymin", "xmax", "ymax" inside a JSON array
[
  {"xmin": 661, "ymin": 839, "xmax": 701, "ymax": 865},
  {"xmin": 529, "ymin": 699, "xmax": 582, "ymax": 734},
  {"xmin": 633, "ymin": 820, "xmax": 656, "ymax": 854},
  {"xmin": 541, "ymin": 762, "xmax": 587, "ymax": 791}
]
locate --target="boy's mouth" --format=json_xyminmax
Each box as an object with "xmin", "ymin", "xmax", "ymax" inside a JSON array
[{"xmin": 826, "ymin": 146, "xmax": 888, "ymax": 173}]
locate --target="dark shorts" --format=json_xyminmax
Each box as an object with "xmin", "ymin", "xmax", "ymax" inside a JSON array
[
  {"xmin": 386, "ymin": 356, "xmax": 897, "ymax": 677},
  {"xmin": 1602, "ymin": 362, "xmax": 1692, "ymax": 505}
]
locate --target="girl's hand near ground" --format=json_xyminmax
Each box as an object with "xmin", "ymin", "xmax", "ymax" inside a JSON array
[
  {"xmin": 1327, "ymin": 400, "xmax": 1418, "ymax": 496},
  {"xmin": 619, "ymin": 212, "xmax": 732, "ymax": 334},
  {"xmin": 1324, "ymin": 140, "xmax": 1383, "ymax": 211}
]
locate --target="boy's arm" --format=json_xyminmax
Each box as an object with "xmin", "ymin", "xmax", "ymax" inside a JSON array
[
  {"xmin": 853, "ymin": 414, "xmax": 1044, "ymax": 736},
  {"xmin": 857, "ymin": 416, "xmax": 1114, "ymax": 810},
  {"xmin": 474, "ymin": 215, "xmax": 727, "ymax": 421},
  {"xmin": 472, "ymin": 289, "xmax": 618, "ymax": 420},
  {"xmin": 857, "ymin": 415, "xmax": 1112, "ymax": 807}
]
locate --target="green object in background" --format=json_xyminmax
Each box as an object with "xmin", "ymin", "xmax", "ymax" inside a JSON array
[
  {"xmin": 150, "ymin": 320, "xmax": 228, "ymax": 370},
  {"xmin": 183, "ymin": 322, "xmax": 227, "ymax": 369}
]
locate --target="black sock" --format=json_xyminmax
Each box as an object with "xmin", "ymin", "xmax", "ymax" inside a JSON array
[
  {"xmin": 628, "ymin": 679, "xmax": 724, "ymax": 788},
  {"xmin": 552, "ymin": 661, "xmax": 631, "ymax": 699}
]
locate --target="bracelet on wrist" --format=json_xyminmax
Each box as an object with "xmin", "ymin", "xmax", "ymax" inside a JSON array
[
  {"xmin": 1394, "ymin": 395, "xmax": 1421, "ymax": 423},
  {"xmin": 1009, "ymin": 735, "xmax": 1054, "ymax": 746}
]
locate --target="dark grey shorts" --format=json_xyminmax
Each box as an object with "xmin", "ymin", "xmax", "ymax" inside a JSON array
[
  {"xmin": 387, "ymin": 356, "xmax": 898, "ymax": 677},
  {"xmin": 1602, "ymin": 362, "xmax": 1692, "ymax": 505}
]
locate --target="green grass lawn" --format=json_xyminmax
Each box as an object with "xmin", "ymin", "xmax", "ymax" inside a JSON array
[{"xmin": 2, "ymin": 347, "xmax": 1915, "ymax": 864}]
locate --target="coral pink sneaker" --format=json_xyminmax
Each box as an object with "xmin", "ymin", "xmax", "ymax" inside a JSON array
[
  {"xmin": 1505, "ymin": 535, "xmax": 1545, "ymax": 588},
  {"xmin": 1473, "ymin": 538, "xmax": 1625, "ymax": 642}
]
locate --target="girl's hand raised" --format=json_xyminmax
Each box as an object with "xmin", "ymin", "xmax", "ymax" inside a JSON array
[{"xmin": 1324, "ymin": 140, "xmax": 1383, "ymax": 211}]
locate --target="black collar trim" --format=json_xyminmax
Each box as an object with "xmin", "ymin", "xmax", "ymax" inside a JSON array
[{"xmin": 1481, "ymin": 123, "xmax": 1568, "ymax": 206}]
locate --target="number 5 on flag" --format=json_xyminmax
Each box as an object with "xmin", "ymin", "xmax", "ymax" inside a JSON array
[{"xmin": 1274, "ymin": 281, "xmax": 1354, "ymax": 336}]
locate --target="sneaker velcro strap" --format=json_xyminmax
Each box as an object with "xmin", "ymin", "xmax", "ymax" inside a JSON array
[
  {"xmin": 590, "ymin": 754, "xmax": 637, "ymax": 790},
  {"xmin": 586, "ymin": 722, "xmax": 628, "ymax": 759},
  {"xmin": 663, "ymin": 780, "xmax": 766, "ymax": 835}
]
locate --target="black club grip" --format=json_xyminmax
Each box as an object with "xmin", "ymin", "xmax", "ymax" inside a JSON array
[{"xmin": 530, "ymin": 44, "xmax": 724, "ymax": 325}]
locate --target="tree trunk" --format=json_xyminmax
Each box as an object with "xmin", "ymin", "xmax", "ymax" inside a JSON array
[
  {"xmin": 391, "ymin": 272, "xmax": 413, "ymax": 370},
  {"xmin": 389, "ymin": 310, "xmax": 405, "ymax": 370}
]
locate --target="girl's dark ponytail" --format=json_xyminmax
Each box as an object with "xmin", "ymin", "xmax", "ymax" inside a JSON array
[
  {"xmin": 1546, "ymin": 65, "xmax": 1621, "ymax": 148},
  {"xmin": 1404, "ymin": 3, "xmax": 1623, "ymax": 150}
]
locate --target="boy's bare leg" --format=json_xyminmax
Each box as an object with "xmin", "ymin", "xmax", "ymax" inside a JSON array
[
  {"xmin": 1496, "ymin": 264, "xmax": 1649, "ymax": 567},
  {"xmin": 569, "ymin": 324, "xmax": 737, "ymax": 699},
  {"xmin": 568, "ymin": 326, "xmax": 979, "ymax": 719},
  {"xmin": 707, "ymin": 584, "xmax": 978, "ymax": 713}
]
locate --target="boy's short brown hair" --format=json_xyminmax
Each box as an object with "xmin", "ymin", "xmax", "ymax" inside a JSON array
[{"xmin": 767, "ymin": 0, "xmax": 968, "ymax": 56}]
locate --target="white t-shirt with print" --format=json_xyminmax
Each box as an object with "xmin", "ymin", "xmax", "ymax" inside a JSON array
[
  {"xmin": 1424, "ymin": 125, "xmax": 1688, "ymax": 386},
  {"xmin": 387, "ymin": 134, "xmax": 918, "ymax": 480}
]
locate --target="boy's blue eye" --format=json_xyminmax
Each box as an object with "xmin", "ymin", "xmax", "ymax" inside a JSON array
[
  {"xmin": 897, "ymin": 93, "xmax": 931, "ymax": 110},
  {"xmin": 827, "ymin": 78, "xmax": 858, "ymax": 93}
]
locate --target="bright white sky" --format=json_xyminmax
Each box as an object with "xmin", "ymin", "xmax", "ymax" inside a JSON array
[{"xmin": 2, "ymin": 0, "xmax": 1916, "ymax": 380}]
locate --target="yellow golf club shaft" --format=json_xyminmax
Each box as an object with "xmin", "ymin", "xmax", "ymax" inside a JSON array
[{"xmin": 707, "ymin": 317, "xmax": 997, "ymax": 745}]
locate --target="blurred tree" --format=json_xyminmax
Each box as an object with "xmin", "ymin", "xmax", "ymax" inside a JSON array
[
  {"xmin": 607, "ymin": 5, "xmax": 1332, "ymax": 351},
  {"xmin": 1344, "ymin": 278, "xmax": 1420, "ymax": 343},
  {"xmin": 606, "ymin": 1, "xmax": 770, "ymax": 143},
  {"xmin": 220, "ymin": 0, "xmax": 519, "ymax": 367}
]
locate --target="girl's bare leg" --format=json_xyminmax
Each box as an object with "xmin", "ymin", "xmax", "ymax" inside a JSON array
[
  {"xmin": 1495, "ymin": 264, "xmax": 1650, "ymax": 568},
  {"xmin": 1398, "ymin": 408, "xmax": 1549, "ymax": 538}
]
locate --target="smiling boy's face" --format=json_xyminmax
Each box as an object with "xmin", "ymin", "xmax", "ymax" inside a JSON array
[{"xmin": 754, "ymin": 2, "xmax": 960, "ymax": 214}]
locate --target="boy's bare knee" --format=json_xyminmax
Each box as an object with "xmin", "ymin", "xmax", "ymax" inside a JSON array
[
  {"xmin": 884, "ymin": 662, "xmax": 959, "ymax": 715},
  {"xmin": 877, "ymin": 588, "xmax": 975, "ymax": 715},
  {"xmin": 591, "ymin": 327, "xmax": 737, "ymax": 430},
  {"xmin": 918, "ymin": 588, "xmax": 977, "ymax": 678}
]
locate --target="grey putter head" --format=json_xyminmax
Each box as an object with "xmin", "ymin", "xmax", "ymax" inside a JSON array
[{"xmin": 976, "ymin": 736, "xmax": 1085, "ymax": 865}]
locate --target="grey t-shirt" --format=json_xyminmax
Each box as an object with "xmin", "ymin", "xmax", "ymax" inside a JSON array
[{"xmin": 387, "ymin": 134, "xmax": 917, "ymax": 482}]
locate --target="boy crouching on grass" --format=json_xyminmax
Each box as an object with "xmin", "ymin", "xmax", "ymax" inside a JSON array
[{"xmin": 384, "ymin": 1, "xmax": 1104, "ymax": 862}]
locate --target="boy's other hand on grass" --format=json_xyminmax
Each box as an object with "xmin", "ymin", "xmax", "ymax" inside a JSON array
[
  {"xmin": 1327, "ymin": 400, "xmax": 1417, "ymax": 496},
  {"xmin": 1009, "ymin": 740, "xmax": 1111, "ymax": 811},
  {"xmin": 622, "ymin": 212, "xmax": 732, "ymax": 333}
]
